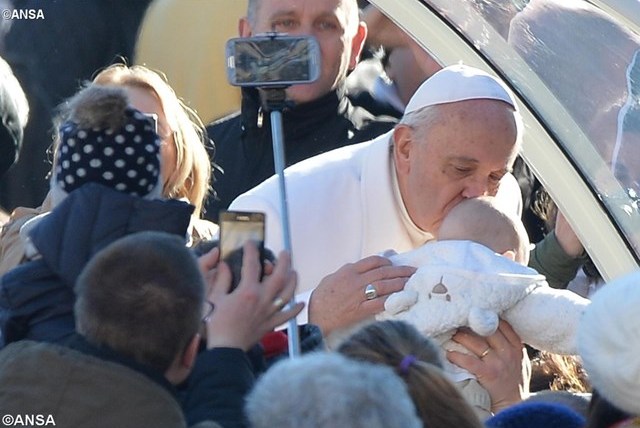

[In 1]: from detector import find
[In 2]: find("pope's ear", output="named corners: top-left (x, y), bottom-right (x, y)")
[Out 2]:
top-left (393, 125), bottom-right (413, 175)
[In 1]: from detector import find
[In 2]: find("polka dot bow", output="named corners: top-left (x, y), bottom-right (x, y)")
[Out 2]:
top-left (55, 107), bottom-right (162, 198)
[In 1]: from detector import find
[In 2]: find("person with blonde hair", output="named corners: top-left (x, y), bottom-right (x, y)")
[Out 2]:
top-left (0, 63), bottom-right (216, 275)
top-left (92, 63), bottom-right (212, 219)
top-left (0, 84), bottom-right (201, 346)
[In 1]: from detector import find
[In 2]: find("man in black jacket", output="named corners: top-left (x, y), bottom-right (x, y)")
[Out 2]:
top-left (205, 0), bottom-right (396, 221)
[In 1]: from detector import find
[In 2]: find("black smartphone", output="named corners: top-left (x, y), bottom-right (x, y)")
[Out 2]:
top-left (225, 34), bottom-right (321, 87)
top-left (219, 210), bottom-right (266, 291)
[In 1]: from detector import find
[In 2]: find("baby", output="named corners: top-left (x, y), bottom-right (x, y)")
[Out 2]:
top-left (379, 196), bottom-right (589, 419)
top-left (438, 195), bottom-right (530, 264)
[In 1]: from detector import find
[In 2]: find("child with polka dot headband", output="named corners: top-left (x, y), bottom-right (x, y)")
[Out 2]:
top-left (0, 83), bottom-right (197, 346)
top-left (49, 84), bottom-right (163, 205)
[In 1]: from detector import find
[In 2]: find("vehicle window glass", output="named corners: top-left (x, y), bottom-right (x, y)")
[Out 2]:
top-left (419, 0), bottom-right (640, 256)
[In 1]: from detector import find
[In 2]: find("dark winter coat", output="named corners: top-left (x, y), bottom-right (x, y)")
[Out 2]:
top-left (0, 183), bottom-right (193, 347)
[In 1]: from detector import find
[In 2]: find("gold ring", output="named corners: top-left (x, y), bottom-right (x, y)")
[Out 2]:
top-left (273, 297), bottom-right (285, 310)
top-left (480, 348), bottom-right (491, 358)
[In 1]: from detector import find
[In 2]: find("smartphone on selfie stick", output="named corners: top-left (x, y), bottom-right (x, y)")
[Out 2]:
top-left (225, 33), bottom-right (321, 357)
top-left (226, 34), bottom-right (320, 87)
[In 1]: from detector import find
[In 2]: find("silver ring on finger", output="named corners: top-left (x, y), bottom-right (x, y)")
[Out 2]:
top-left (273, 296), bottom-right (285, 310)
top-left (364, 284), bottom-right (378, 300)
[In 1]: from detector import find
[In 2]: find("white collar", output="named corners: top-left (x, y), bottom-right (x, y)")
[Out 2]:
top-left (390, 155), bottom-right (434, 247)
top-left (359, 131), bottom-right (433, 255)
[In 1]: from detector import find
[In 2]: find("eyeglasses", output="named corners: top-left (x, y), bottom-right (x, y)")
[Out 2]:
top-left (202, 300), bottom-right (215, 323)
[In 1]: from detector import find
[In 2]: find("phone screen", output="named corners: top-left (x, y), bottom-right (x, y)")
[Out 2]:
top-left (226, 34), bottom-right (320, 87)
top-left (219, 211), bottom-right (266, 291)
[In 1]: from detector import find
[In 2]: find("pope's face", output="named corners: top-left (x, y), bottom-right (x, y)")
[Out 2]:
top-left (394, 99), bottom-right (520, 234)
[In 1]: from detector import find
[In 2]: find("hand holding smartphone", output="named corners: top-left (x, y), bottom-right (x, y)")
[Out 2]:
top-left (219, 210), bottom-right (266, 292)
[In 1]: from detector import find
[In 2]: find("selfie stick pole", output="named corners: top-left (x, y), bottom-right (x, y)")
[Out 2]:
top-left (260, 87), bottom-right (301, 357)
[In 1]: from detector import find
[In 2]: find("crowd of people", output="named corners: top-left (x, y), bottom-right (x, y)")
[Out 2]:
top-left (0, 0), bottom-right (638, 427)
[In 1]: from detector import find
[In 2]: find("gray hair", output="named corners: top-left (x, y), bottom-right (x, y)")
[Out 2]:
top-left (399, 104), bottom-right (443, 139)
top-left (399, 102), bottom-right (524, 150)
top-left (246, 352), bottom-right (422, 428)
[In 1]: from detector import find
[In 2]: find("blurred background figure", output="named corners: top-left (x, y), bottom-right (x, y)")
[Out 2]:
top-left (135, 0), bottom-right (246, 124)
top-left (578, 270), bottom-right (640, 428)
top-left (484, 401), bottom-right (585, 428)
top-left (509, 0), bottom-right (640, 168)
top-left (0, 53), bottom-right (27, 225)
top-left (0, 0), bottom-right (153, 211)
top-left (0, 54), bottom-right (28, 180)
top-left (347, 4), bottom-right (441, 118)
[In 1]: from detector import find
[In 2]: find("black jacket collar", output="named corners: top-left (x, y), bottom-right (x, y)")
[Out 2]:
top-left (240, 84), bottom-right (352, 142)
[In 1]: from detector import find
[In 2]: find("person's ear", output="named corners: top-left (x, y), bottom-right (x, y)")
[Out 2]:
top-left (393, 125), bottom-right (413, 175)
top-left (164, 333), bottom-right (201, 385)
top-left (181, 334), bottom-right (201, 371)
top-left (348, 22), bottom-right (368, 70)
top-left (502, 250), bottom-right (516, 261)
top-left (239, 17), bottom-right (252, 37)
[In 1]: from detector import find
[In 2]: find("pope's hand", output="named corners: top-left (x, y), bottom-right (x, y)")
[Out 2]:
top-left (308, 256), bottom-right (415, 336)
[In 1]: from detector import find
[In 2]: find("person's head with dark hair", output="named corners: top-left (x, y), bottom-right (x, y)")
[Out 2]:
top-left (337, 320), bottom-right (483, 428)
top-left (585, 389), bottom-right (633, 428)
top-left (74, 231), bottom-right (203, 383)
top-left (0, 55), bottom-right (29, 178)
top-left (485, 401), bottom-right (585, 428)
top-left (524, 390), bottom-right (590, 420)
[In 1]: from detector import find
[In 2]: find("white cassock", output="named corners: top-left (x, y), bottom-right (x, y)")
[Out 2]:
top-left (230, 130), bottom-right (522, 322)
